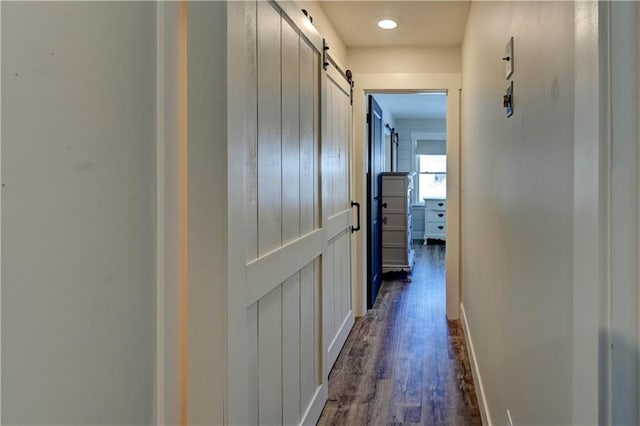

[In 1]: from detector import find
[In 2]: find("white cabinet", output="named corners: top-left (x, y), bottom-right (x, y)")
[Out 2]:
top-left (424, 198), bottom-right (446, 241)
top-left (382, 172), bottom-right (415, 272)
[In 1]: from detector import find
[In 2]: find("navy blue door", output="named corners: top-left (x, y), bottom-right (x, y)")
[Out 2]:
top-left (367, 96), bottom-right (385, 308)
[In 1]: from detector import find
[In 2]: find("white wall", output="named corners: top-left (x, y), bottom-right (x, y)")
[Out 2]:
top-left (187, 2), bottom-right (228, 424)
top-left (2, 2), bottom-right (156, 423)
top-left (461, 1), bottom-right (574, 424)
top-left (2, 3), bottom-right (229, 424)
top-left (158, 3), bottom-right (182, 422)
top-left (395, 118), bottom-right (445, 173)
top-left (349, 47), bottom-right (460, 74)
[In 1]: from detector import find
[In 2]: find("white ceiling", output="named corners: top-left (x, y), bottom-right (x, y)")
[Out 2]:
top-left (317, 1), bottom-right (471, 47)
top-left (373, 92), bottom-right (447, 120)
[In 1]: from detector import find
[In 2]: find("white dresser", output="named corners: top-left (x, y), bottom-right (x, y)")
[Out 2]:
top-left (424, 198), bottom-right (446, 241)
top-left (381, 172), bottom-right (415, 272)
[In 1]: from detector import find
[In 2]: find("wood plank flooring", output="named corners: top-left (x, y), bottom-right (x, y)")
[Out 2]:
top-left (318, 244), bottom-right (481, 425)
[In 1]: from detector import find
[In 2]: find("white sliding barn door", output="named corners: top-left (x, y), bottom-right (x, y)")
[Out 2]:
top-left (227, 2), bottom-right (355, 424)
top-left (322, 66), bottom-right (355, 372)
top-left (227, 2), bottom-right (353, 425)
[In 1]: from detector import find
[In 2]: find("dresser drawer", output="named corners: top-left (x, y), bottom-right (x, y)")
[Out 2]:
top-left (425, 222), bottom-right (446, 235)
top-left (425, 199), bottom-right (446, 210)
top-left (383, 195), bottom-right (408, 212)
top-left (381, 177), bottom-right (407, 195)
top-left (383, 229), bottom-right (407, 246)
top-left (426, 210), bottom-right (446, 222)
top-left (382, 247), bottom-right (406, 263)
top-left (383, 212), bottom-right (407, 228)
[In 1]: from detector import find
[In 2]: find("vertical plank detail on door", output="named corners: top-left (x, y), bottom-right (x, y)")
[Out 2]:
top-left (282, 19), bottom-right (301, 245)
top-left (341, 89), bottom-right (349, 211)
top-left (338, 231), bottom-right (347, 323)
top-left (258, 286), bottom-right (283, 426)
top-left (257, 1), bottom-right (282, 256)
top-left (332, 84), bottom-right (342, 215)
top-left (325, 80), bottom-right (334, 217)
top-left (313, 54), bottom-right (321, 230)
top-left (282, 272), bottom-right (302, 425)
top-left (245, 2), bottom-right (258, 263)
top-left (300, 261), bottom-right (316, 413)
top-left (232, 2), bottom-right (327, 425)
top-left (314, 257), bottom-right (322, 387)
top-left (299, 39), bottom-right (315, 236)
top-left (247, 303), bottom-right (259, 425)
top-left (325, 237), bottom-right (336, 339)
top-left (333, 233), bottom-right (342, 335)
top-left (345, 231), bottom-right (353, 316)
top-left (343, 230), bottom-right (352, 318)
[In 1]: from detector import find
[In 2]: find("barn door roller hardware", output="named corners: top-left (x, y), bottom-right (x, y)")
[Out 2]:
top-left (346, 69), bottom-right (354, 105)
top-left (301, 8), bottom-right (313, 24)
top-left (322, 40), bottom-right (355, 104)
top-left (323, 39), bottom-right (330, 70)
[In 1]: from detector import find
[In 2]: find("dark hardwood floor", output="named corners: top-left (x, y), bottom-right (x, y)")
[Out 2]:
top-left (318, 243), bottom-right (481, 425)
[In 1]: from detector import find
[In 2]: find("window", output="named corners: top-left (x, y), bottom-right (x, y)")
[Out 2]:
top-left (418, 155), bottom-right (446, 201)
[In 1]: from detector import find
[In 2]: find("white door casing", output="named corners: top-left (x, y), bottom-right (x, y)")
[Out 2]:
top-left (351, 74), bottom-right (462, 319)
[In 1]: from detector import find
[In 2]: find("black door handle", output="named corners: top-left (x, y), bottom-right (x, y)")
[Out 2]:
top-left (351, 201), bottom-right (361, 233)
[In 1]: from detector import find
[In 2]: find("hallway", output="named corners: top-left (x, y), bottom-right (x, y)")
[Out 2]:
top-left (318, 245), bottom-right (481, 425)
top-left (3, 1), bottom-right (639, 424)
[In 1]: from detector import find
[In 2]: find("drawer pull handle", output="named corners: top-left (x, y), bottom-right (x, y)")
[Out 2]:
top-left (383, 216), bottom-right (388, 225)
top-left (438, 226), bottom-right (444, 230)
top-left (438, 203), bottom-right (444, 207)
top-left (382, 202), bottom-right (388, 208)
top-left (438, 213), bottom-right (444, 218)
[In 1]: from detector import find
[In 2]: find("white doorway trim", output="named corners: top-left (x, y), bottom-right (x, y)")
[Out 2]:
top-left (608, 1), bottom-right (640, 423)
top-left (572, 2), bottom-right (610, 422)
top-left (351, 73), bottom-right (462, 319)
top-left (572, 1), bottom-right (640, 423)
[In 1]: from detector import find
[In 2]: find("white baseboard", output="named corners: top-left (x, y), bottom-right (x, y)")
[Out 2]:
top-left (301, 383), bottom-right (328, 426)
top-left (460, 303), bottom-right (492, 426)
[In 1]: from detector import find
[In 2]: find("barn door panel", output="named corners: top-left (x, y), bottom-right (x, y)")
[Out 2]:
top-left (228, 2), bottom-right (354, 424)
top-left (323, 65), bottom-right (355, 372)
top-left (233, 2), bottom-right (326, 425)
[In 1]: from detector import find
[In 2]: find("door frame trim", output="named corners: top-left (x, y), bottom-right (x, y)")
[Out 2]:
top-left (572, 2), bottom-right (610, 423)
top-left (352, 73), bottom-right (462, 318)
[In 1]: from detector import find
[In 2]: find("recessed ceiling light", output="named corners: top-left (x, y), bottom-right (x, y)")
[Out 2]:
top-left (377, 19), bottom-right (397, 30)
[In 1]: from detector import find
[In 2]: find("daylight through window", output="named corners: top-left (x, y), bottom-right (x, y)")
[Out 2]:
top-left (418, 155), bottom-right (446, 201)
